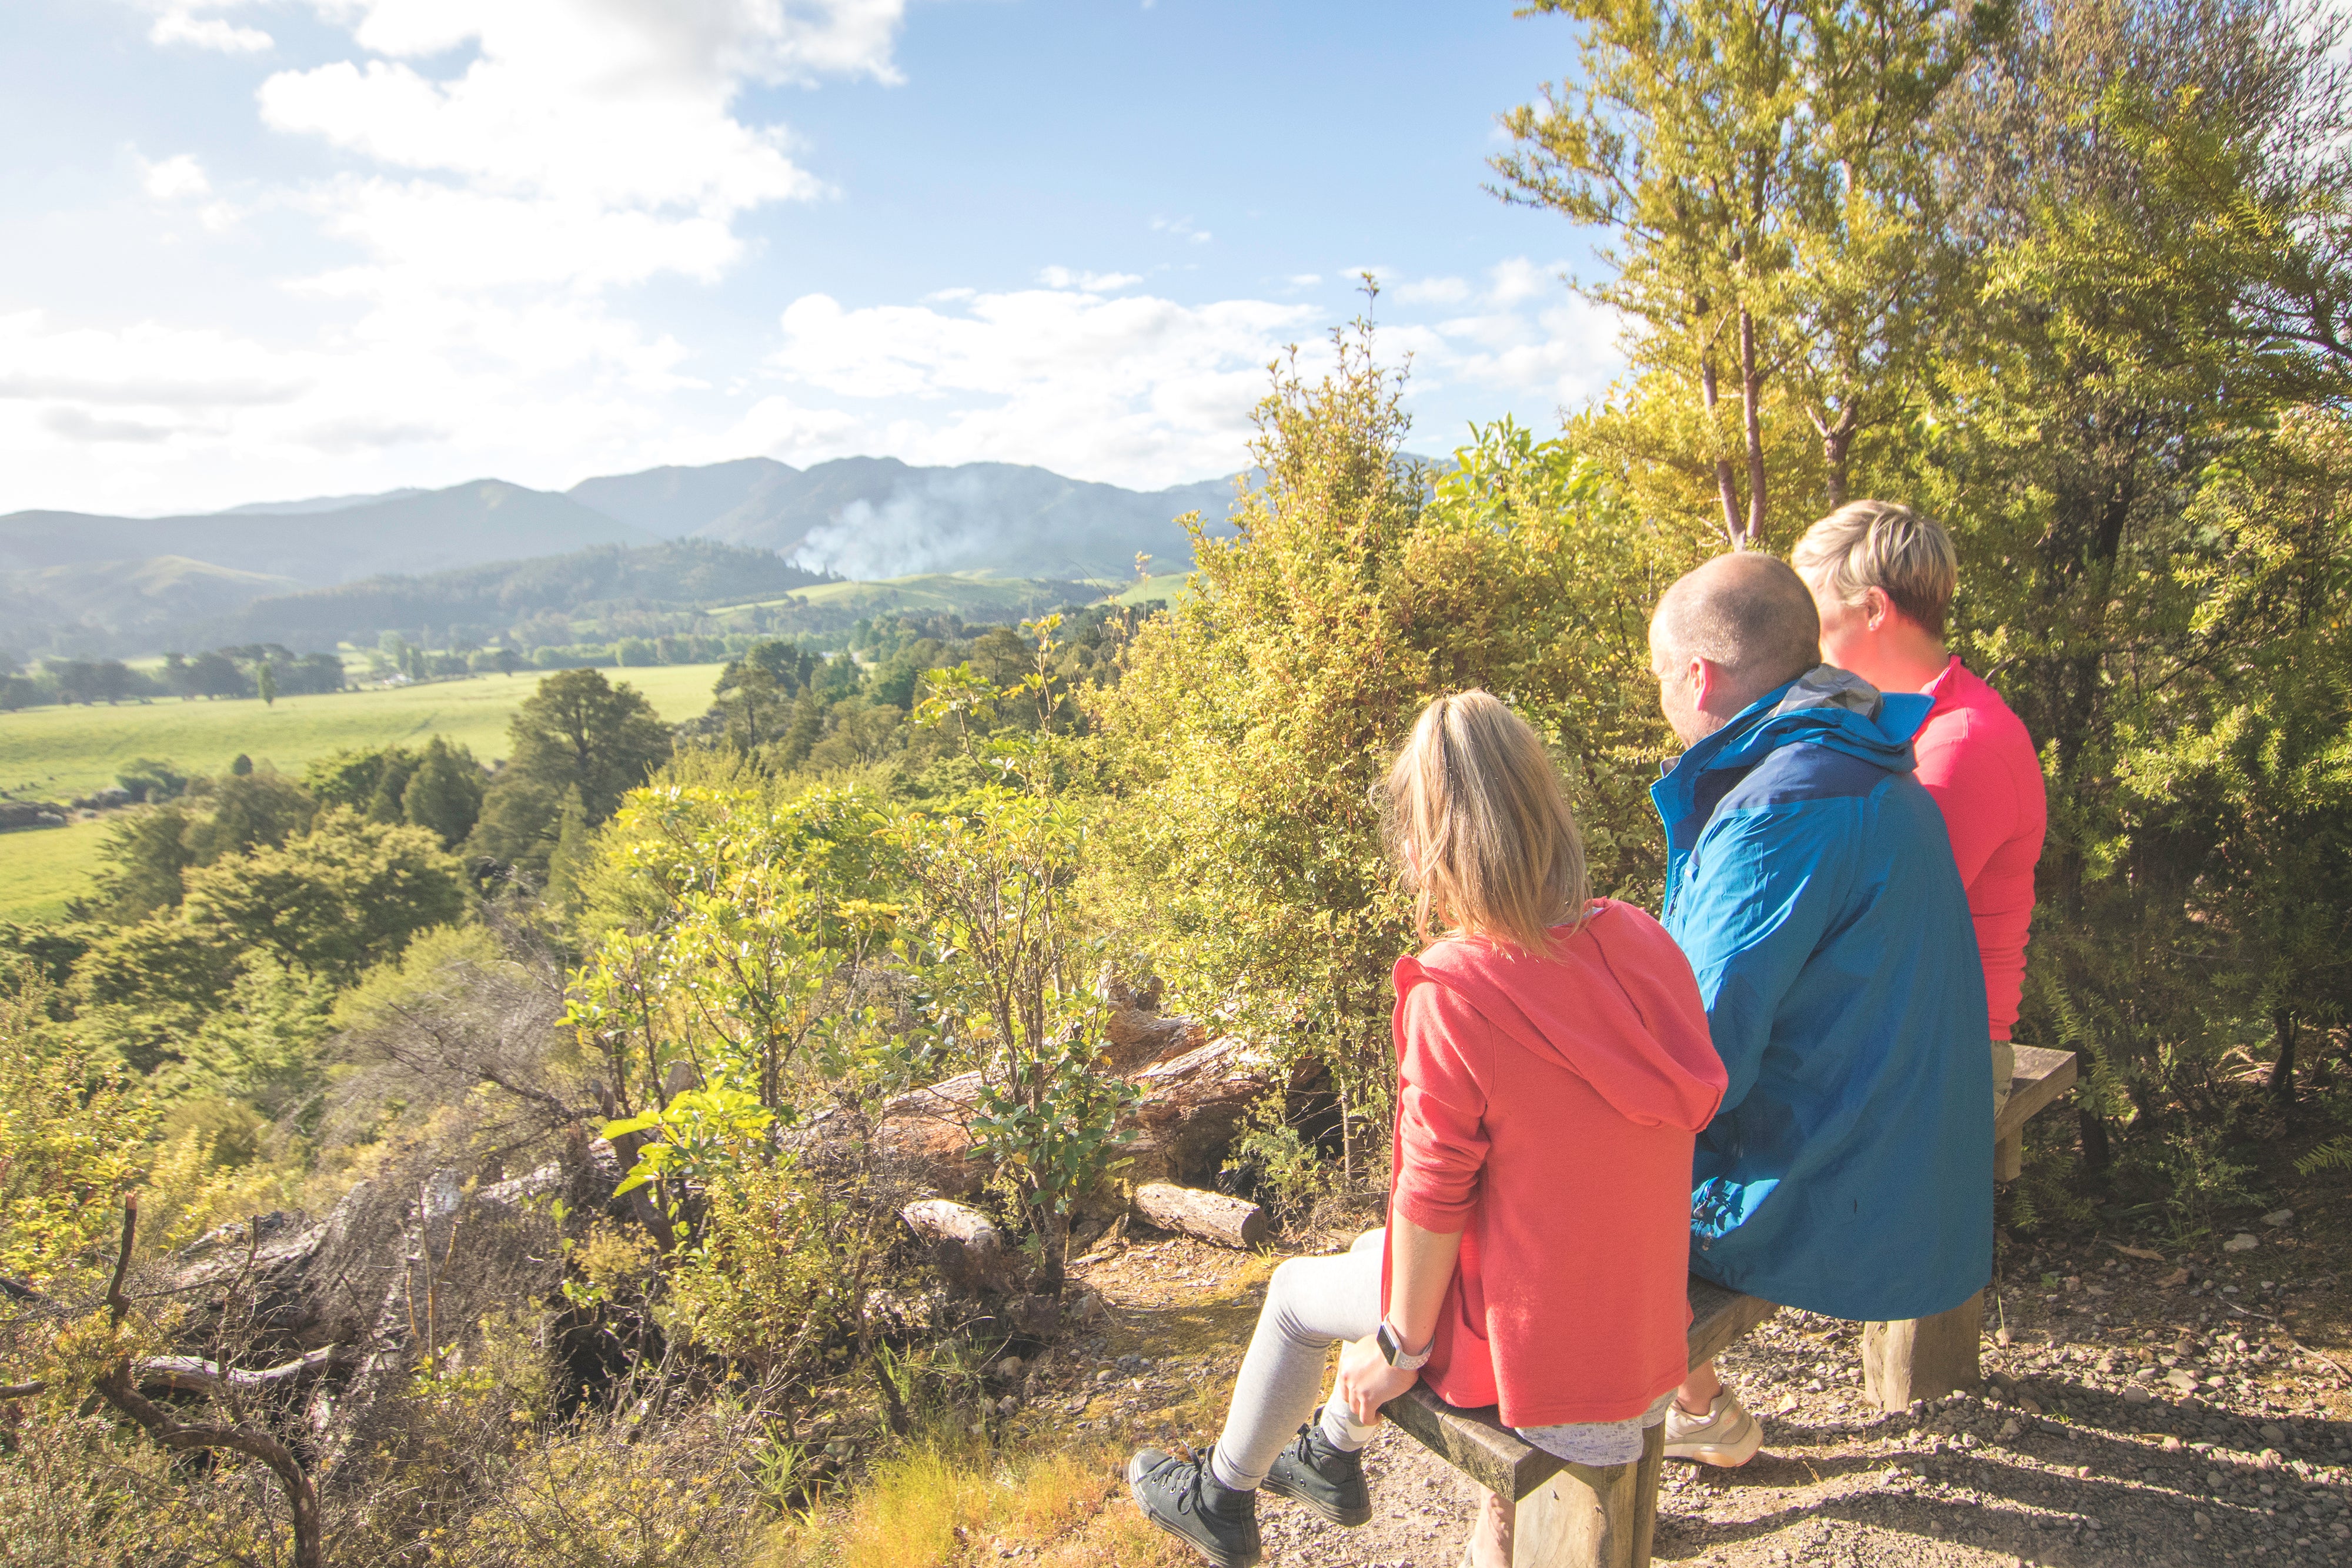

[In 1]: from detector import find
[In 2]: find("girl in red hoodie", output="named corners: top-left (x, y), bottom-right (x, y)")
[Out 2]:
top-left (1130, 690), bottom-right (1726, 1568)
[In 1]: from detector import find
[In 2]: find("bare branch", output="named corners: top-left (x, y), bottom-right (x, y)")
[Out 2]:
top-left (88, 1197), bottom-right (326, 1568)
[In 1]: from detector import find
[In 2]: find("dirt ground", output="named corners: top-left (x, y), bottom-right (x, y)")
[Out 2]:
top-left (998, 1202), bottom-right (2351, 1568)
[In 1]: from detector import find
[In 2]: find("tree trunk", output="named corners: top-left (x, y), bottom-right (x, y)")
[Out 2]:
top-left (1700, 346), bottom-right (1743, 547)
top-left (1819, 404), bottom-right (1858, 509)
top-left (1134, 1183), bottom-right (1268, 1250)
top-left (2271, 1008), bottom-right (2298, 1105)
top-left (1739, 307), bottom-right (1767, 547)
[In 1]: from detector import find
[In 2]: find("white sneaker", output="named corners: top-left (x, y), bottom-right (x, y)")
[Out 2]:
top-left (1663, 1390), bottom-right (1763, 1466)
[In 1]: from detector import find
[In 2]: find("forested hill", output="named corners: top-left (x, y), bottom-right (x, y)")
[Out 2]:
top-left (1, 456), bottom-right (1238, 659)
top-left (0, 479), bottom-right (654, 583)
top-left (570, 454), bottom-right (1235, 581)
top-left (178, 540), bottom-right (833, 652)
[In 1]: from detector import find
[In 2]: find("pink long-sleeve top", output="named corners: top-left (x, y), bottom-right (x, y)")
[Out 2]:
top-left (1384, 899), bottom-right (1727, 1428)
top-left (1912, 657), bottom-right (2047, 1042)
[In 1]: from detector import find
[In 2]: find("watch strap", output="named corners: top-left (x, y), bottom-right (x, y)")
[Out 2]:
top-left (1377, 1319), bottom-right (1434, 1371)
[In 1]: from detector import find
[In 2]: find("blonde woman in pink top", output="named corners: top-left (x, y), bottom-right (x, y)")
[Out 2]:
top-left (1793, 502), bottom-right (2049, 1108)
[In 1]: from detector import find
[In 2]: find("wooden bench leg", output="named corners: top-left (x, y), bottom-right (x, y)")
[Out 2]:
top-left (1994, 1130), bottom-right (2023, 1183)
top-left (1863, 1289), bottom-right (1983, 1410)
top-left (1509, 1421), bottom-right (1662, 1568)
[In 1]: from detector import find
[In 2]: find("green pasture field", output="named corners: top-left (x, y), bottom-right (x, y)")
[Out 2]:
top-left (1111, 571), bottom-right (1193, 606)
top-left (708, 571), bottom-right (1120, 622)
top-left (0, 816), bottom-right (108, 925)
top-left (0, 664), bottom-right (728, 924)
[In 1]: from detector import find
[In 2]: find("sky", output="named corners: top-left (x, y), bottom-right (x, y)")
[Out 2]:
top-left (0, 0), bottom-right (1623, 516)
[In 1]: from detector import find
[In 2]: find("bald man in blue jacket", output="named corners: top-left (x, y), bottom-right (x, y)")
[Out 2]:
top-left (1645, 551), bottom-right (1992, 1469)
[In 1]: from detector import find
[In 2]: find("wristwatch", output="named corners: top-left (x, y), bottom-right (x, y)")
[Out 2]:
top-left (1375, 1319), bottom-right (1434, 1371)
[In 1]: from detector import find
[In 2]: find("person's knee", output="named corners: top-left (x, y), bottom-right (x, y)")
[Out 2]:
top-left (1264, 1257), bottom-right (1312, 1322)
top-left (1349, 1227), bottom-right (1386, 1256)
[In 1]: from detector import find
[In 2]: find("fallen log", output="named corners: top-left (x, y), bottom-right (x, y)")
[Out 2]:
top-left (138, 1346), bottom-right (348, 1397)
top-left (1124, 1037), bottom-right (1281, 1185)
top-left (901, 1198), bottom-right (1020, 1294)
top-left (1096, 967), bottom-right (1208, 1074)
top-left (872, 1072), bottom-right (989, 1194)
top-left (862, 1034), bottom-right (1279, 1196)
top-left (1133, 1182), bottom-right (1268, 1250)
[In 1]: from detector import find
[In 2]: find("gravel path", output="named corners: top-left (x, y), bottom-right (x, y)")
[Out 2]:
top-left (1036, 1218), bottom-right (2351, 1568)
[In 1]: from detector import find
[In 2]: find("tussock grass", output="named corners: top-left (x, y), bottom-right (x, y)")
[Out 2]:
top-left (766, 1432), bottom-right (1186, 1568)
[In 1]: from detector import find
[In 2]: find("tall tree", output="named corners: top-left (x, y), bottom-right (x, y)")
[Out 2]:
top-left (469, 669), bottom-right (672, 872)
top-left (1493, 0), bottom-right (1992, 539)
top-left (399, 737), bottom-right (487, 851)
top-left (1917, 0), bottom-right (2352, 1168)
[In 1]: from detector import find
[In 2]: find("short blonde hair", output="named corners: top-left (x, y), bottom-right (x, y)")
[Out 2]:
top-left (1791, 500), bottom-right (1959, 637)
top-left (1382, 690), bottom-right (1591, 957)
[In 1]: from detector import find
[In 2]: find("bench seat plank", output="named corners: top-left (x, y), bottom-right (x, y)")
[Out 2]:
top-left (1997, 1045), bottom-right (2075, 1142)
top-left (1382, 1275), bottom-right (1778, 1502)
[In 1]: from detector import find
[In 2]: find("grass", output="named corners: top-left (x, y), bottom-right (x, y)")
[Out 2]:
top-left (1110, 572), bottom-right (1194, 607)
top-left (0, 665), bottom-right (728, 923)
top-left (709, 573), bottom-right (1120, 622)
top-left (766, 1432), bottom-right (1185, 1568)
top-left (0, 817), bottom-right (108, 924)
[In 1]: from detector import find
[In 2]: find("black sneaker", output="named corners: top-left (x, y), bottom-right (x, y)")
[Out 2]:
top-left (1126, 1444), bottom-right (1262, 1568)
top-left (1261, 1422), bottom-right (1372, 1526)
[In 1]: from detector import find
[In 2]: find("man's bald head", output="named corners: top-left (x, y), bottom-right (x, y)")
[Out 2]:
top-left (1651, 552), bottom-right (1823, 723)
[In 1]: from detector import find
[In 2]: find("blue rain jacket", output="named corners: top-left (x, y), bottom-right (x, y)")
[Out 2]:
top-left (1652, 667), bottom-right (1992, 1322)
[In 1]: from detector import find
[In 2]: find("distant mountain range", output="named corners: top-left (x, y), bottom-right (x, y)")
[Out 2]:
top-left (0, 457), bottom-right (1241, 658)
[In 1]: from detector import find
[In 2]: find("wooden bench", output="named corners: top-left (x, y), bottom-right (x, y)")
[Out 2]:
top-left (1381, 1045), bottom-right (2075, 1568)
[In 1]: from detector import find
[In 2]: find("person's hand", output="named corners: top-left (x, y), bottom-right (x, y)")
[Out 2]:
top-left (1335, 1333), bottom-right (1419, 1426)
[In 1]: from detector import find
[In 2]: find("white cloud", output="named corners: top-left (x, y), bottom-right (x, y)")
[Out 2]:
top-left (1392, 275), bottom-right (1471, 305)
top-left (1, 1), bottom-right (913, 507)
top-left (141, 152), bottom-right (212, 199)
top-left (764, 286), bottom-right (1316, 486)
top-left (12, 9), bottom-right (1619, 514)
top-left (150, 10), bottom-right (273, 52)
top-left (1151, 215), bottom-right (1211, 245)
top-left (1487, 256), bottom-right (1558, 306)
top-left (1035, 266), bottom-right (1144, 292)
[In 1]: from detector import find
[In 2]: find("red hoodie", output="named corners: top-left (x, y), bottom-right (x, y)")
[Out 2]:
top-left (1384, 898), bottom-right (1726, 1427)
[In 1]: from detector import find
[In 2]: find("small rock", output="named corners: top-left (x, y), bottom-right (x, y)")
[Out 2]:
top-left (2260, 1423), bottom-right (2286, 1445)
top-left (2163, 1436), bottom-right (2184, 1452)
top-left (2261, 1209), bottom-right (2294, 1228)
top-left (2123, 1386), bottom-right (2151, 1405)
top-left (2166, 1370), bottom-right (2200, 1395)
top-left (2224, 1233), bottom-right (2260, 1252)
top-left (1999, 1417), bottom-right (2022, 1439)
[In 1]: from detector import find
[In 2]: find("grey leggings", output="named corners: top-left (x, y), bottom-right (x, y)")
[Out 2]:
top-left (1207, 1229), bottom-right (1670, 1492)
top-left (1209, 1229), bottom-right (1386, 1491)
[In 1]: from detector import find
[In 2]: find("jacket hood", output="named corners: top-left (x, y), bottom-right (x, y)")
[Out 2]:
top-left (1705, 664), bottom-right (1930, 775)
top-left (1405, 902), bottom-right (1725, 1131)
